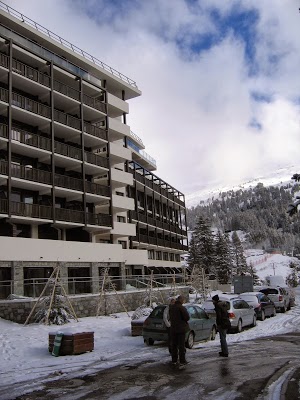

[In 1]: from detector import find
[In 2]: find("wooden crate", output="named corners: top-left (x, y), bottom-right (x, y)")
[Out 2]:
top-left (49, 331), bottom-right (94, 355)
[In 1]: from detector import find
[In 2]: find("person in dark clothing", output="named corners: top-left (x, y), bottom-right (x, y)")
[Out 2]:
top-left (169, 295), bottom-right (190, 367)
top-left (212, 294), bottom-right (231, 357)
top-left (163, 297), bottom-right (176, 354)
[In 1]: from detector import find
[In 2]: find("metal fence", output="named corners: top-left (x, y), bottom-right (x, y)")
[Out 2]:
top-left (0, 274), bottom-right (188, 299)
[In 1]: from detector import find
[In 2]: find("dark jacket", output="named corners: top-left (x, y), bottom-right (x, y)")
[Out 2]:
top-left (214, 300), bottom-right (231, 330)
top-left (169, 300), bottom-right (190, 334)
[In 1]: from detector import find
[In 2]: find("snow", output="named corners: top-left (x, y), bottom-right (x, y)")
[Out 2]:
top-left (0, 250), bottom-right (300, 399)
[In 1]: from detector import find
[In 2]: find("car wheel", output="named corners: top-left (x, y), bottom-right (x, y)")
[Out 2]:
top-left (236, 319), bottom-right (242, 333)
top-left (185, 331), bottom-right (194, 349)
top-left (252, 315), bottom-right (257, 327)
top-left (210, 326), bottom-right (217, 341)
top-left (281, 305), bottom-right (286, 313)
top-left (260, 310), bottom-right (265, 321)
top-left (144, 338), bottom-right (154, 346)
top-left (287, 302), bottom-right (291, 311)
top-left (271, 307), bottom-right (276, 317)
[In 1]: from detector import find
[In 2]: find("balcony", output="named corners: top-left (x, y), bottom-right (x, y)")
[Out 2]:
top-left (12, 92), bottom-right (51, 119)
top-left (83, 122), bottom-right (107, 146)
top-left (108, 117), bottom-right (130, 141)
top-left (53, 80), bottom-right (80, 101)
top-left (106, 92), bottom-right (129, 117)
top-left (54, 109), bottom-right (81, 131)
top-left (111, 221), bottom-right (136, 236)
top-left (86, 212), bottom-right (111, 227)
top-left (112, 194), bottom-right (135, 212)
top-left (12, 58), bottom-right (50, 88)
top-left (83, 94), bottom-right (106, 113)
top-left (10, 163), bottom-right (52, 187)
top-left (0, 87), bottom-right (9, 103)
top-left (111, 168), bottom-right (133, 188)
top-left (0, 123), bottom-right (8, 139)
top-left (109, 142), bottom-right (132, 165)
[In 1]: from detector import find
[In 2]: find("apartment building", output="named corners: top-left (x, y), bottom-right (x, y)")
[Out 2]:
top-left (0, 2), bottom-right (188, 299)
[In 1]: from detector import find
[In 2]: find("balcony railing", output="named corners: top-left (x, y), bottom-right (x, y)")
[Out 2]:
top-left (53, 80), bottom-right (80, 101)
top-left (0, 87), bottom-right (9, 103)
top-left (12, 59), bottom-right (50, 87)
top-left (0, 198), bottom-right (8, 213)
top-left (11, 163), bottom-right (52, 185)
top-left (83, 94), bottom-right (106, 113)
top-left (86, 212), bottom-right (111, 226)
top-left (54, 141), bottom-right (81, 160)
top-left (55, 207), bottom-right (84, 223)
top-left (84, 151), bottom-right (108, 168)
top-left (12, 92), bottom-right (51, 118)
top-left (11, 201), bottom-right (52, 219)
top-left (54, 109), bottom-right (81, 130)
top-left (83, 122), bottom-right (107, 141)
top-left (0, 123), bottom-right (8, 139)
top-left (0, 51), bottom-right (8, 69)
top-left (54, 173), bottom-right (83, 191)
top-left (11, 126), bottom-right (51, 151)
top-left (85, 181), bottom-right (110, 197)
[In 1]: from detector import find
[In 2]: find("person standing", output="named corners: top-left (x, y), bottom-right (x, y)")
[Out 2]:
top-left (169, 295), bottom-right (190, 367)
top-left (163, 297), bottom-right (175, 354)
top-left (212, 294), bottom-right (231, 357)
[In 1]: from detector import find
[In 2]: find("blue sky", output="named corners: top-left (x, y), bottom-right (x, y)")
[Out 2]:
top-left (5, 0), bottom-right (300, 196)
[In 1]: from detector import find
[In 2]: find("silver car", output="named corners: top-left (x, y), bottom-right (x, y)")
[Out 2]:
top-left (202, 295), bottom-right (257, 333)
top-left (259, 286), bottom-right (291, 313)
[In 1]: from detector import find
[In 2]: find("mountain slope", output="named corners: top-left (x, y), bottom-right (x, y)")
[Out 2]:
top-left (186, 165), bottom-right (300, 208)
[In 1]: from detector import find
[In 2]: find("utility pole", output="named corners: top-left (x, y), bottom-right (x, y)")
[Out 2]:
top-left (272, 263), bottom-right (276, 276)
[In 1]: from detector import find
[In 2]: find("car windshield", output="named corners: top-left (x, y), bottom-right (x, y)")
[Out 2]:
top-left (260, 289), bottom-right (279, 295)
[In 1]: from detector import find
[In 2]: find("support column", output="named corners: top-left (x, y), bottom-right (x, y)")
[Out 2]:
top-left (12, 262), bottom-right (24, 296)
top-left (91, 262), bottom-right (100, 294)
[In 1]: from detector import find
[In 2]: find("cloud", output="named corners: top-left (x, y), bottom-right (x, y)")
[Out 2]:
top-left (4, 0), bottom-right (300, 197)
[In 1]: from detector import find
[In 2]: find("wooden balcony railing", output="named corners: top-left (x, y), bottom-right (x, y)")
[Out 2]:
top-left (54, 173), bottom-right (83, 191)
top-left (54, 141), bottom-right (82, 160)
top-left (0, 87), bottom-right (9, 103)
top-left (85, 181), bottom-right (110, 197)
top-left (86, 212), bottom-right (111, 226)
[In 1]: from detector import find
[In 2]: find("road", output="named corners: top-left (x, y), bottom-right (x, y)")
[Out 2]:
top-left (15, 331), bottom-right (300, 400)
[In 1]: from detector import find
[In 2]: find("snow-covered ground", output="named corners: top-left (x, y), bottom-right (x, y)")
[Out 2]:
top-left (0, 250), bottom-right (299, 399)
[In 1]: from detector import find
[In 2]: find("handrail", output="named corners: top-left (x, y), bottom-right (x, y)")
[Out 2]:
top-left (0, 1), bottom-right (138, 88)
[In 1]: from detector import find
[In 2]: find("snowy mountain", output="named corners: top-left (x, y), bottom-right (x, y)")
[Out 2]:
top-left (186, 165), bottom-right (300, 208)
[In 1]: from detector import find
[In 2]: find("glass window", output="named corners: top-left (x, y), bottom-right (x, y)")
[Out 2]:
top-left (186, 306), bottom-right (199, 319)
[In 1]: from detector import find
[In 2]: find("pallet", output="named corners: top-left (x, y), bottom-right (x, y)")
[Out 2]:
top-left (48, 331), bottom-right (94, 356)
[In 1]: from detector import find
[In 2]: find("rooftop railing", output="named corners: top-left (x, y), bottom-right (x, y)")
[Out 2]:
top-left (0, 1), bottom-right (138, 88)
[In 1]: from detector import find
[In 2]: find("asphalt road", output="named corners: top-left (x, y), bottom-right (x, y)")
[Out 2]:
top-left (15, 332), bottom-right (300, 400)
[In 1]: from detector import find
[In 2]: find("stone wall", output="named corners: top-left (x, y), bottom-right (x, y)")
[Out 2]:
top-left (0, 287), bottom-right (190, 324)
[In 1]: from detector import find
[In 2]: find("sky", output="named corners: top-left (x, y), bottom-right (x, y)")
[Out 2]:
top-left (0, 251), bottom-right (299, 399)
top-left (2, 0), bottom-right (300, 196)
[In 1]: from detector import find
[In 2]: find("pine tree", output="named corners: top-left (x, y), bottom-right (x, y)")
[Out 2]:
top-left (188, 216), bottom-right (215, 277)
top-left (214, 231), bottom-right (232, 284)
top-left (286, 261), bottom-right (299, 287)
top-left (231, 231), bottom-right (248, 275)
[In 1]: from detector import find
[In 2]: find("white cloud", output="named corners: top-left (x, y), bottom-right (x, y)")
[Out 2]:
top-left (4, 0), bottom-right (300, 196)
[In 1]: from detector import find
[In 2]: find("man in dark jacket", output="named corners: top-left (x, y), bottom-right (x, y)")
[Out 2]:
top-left (212, 294), bottom-right (231, 357)
top-left (169, 295), bottom-right (190, 366)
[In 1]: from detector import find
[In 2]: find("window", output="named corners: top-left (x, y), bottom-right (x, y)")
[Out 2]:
top-left (117, 216), bottom-right (126, 223)
top-left (118, 240), bottom-right (127, 249)
top-left (175, 254), bottom-right (180, 262)
top-left (116, 191), bottom-right (124, 196)
top-left (156, 251), bottom-right (162, 260)
top-left (163, 252), bottom-right (169, 261)
top-left (169, 253), bottom-right (175, 261)
top-left (148, 249), bottom-right (155, 260)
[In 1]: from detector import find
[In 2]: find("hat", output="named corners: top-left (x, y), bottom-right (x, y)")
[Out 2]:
top-left (212, 294), bottom-right (219, 302)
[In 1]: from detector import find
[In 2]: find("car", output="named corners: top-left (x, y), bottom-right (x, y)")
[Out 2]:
top-left (239, 292), bottom-right (276, 320)
top-left (142, 303), bottom-right (217, 349)
top-left (259, 286), bottom-right (291, 313)
top-left (202, 295), bottom-right (257, 333)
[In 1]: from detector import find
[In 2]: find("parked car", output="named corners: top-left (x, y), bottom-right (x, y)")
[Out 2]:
top-left (259, 286), bottom-right (291, 313)
top-left (142, 303), bottom-right (217, 349)
top-left (202, 295), bottom-right (257, 333)
top-left (239, 292), bottom-right (276, 320)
